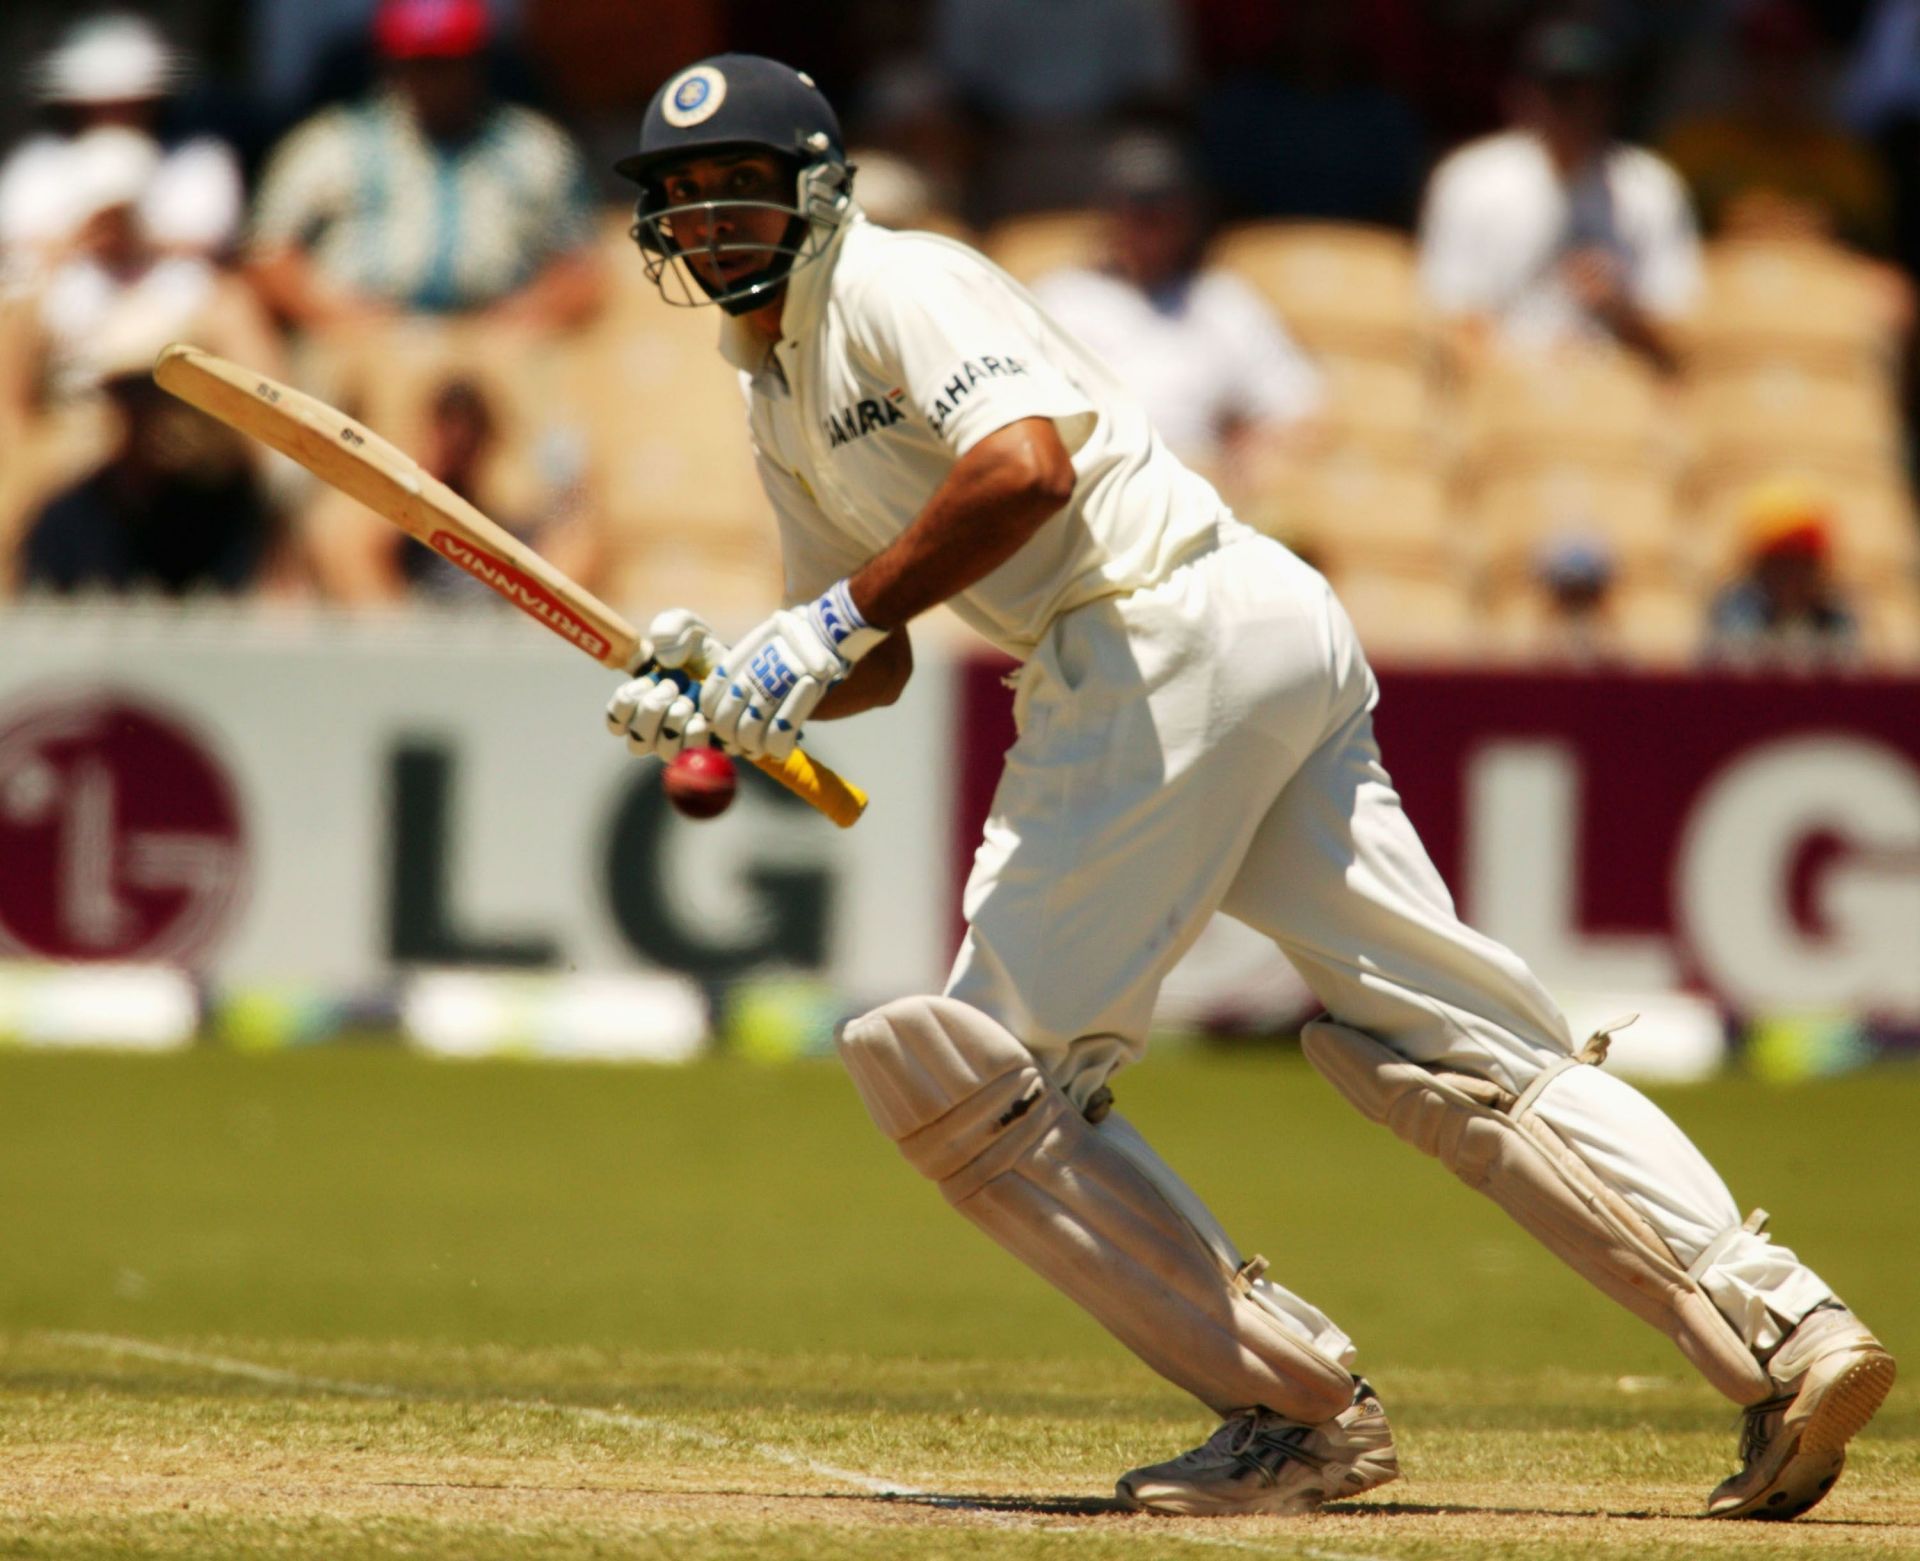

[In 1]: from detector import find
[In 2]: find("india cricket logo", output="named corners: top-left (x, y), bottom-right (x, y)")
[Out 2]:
top-left (663, 65), bottom-right (727, 127)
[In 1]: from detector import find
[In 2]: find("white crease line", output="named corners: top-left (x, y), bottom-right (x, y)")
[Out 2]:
top-left (45, 1332), bottom-right (1390, 1558)
top-left (47, 1331), bottom-right (916, 1497)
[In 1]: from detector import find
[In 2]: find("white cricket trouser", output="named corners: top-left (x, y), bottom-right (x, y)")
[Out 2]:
top-left (945, 526), bottom-right (1832, 1369)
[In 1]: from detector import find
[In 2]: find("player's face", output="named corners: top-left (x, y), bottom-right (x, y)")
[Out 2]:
top-left (655, 153), bottom-right (794, 291)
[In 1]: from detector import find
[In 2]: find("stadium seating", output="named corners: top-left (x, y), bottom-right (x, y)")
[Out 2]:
top-left (1692, 237), bottom-right (1906, 374)
top-left (10, 202), bottom-right (1910, 667)
top-left (1320, 555), bottom-right (1481, 659)
top-left (1686, 357), bottom-right (1904, 477)
top-left (1311, 353), bottom-right (1439, 460)
top-left (1481, 568), bottom-right (1699, 667)
top-left (1454, 348), bottom-right (1675, 474)
top-left (981, 210), bottom-right (1105, 286)
top-left (1248, 449), bottom-right (1453, 572)
top-left (1210, 221), bottom-right (1425, 361)
top-left (1862, 579), bottom-right (1920, 661)
top-left (1467, 458), bottom-right (1683, 578)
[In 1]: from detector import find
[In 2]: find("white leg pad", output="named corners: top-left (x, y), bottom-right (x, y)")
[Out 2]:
top-left (1095, 1111), bottom-right (1359, 1371)
top-left (840, 995), bottom-right (1355, 1422)
top-left (1301, 1018), bottom-right (1774, 1405)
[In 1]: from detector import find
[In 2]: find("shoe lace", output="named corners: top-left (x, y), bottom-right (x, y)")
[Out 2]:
top-left (1736, 1394), bottom-right (1793, 1467)
top-left (1225, 1413), bottom-right (1330, 1480)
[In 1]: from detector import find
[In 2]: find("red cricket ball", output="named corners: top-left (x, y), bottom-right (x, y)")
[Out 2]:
top-left (662, 747), bottom-right (737, 820)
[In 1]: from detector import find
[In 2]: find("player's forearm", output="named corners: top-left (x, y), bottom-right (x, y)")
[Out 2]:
top-left (486, 250), bottom-right (606, 331)
top-left (245, 248), bottom-right (385, 330)
top-left (846, 417), bottom-right (1074, 630)
top-left (813, 627), bottom-right (912, 719)
top-left (1599, 299), bottom-right (1684, 376)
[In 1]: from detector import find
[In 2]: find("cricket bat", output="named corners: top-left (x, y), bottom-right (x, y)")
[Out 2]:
top-left (152, 342), bottom-right (866, 828)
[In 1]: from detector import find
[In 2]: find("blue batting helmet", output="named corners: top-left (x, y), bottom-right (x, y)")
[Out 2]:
top-left (616, 55), bottom-right (853, 315)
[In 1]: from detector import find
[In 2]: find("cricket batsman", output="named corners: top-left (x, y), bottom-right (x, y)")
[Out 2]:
top-left (602, 55), bottom-right (1894, 1518)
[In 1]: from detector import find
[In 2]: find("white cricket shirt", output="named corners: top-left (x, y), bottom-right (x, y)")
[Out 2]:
top-left (1417, 129), bottom-right (1702, 350)
top-left (720, 212), bottom-right (1234, 659)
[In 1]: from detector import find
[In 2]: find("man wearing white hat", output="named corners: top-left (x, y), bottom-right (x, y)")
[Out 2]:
top-left (0, 15), bottom-right (244, 281)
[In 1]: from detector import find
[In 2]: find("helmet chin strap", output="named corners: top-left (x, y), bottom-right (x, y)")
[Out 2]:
top-left (712, 268), bottom-right (788, 316)
top-left (703, 212), bottom-right (811, 315)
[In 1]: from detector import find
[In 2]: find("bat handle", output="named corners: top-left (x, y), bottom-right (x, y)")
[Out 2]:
top-left (640, 662), bottom-right (869, 829)
top-left (754, 750), bottom-right (869, 829)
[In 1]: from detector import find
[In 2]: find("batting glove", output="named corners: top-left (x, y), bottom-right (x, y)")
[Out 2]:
top-left (699, 580), bottom-right (885, 761)
top-left (645, 607), bottom-right (729, 675)
top-left (606, 668), bottom-right (713, 760)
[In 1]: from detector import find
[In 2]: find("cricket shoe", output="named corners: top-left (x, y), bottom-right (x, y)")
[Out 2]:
top-left (1116, 1378), bottom-right (1399, 1516)
top-left (1708, 1302), bottom-right (1896, 1521)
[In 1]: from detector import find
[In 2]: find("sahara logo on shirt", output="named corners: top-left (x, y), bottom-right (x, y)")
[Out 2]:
top-left (824, 386), bottom-right (909, 449)
top-left (926, 356), bottom-right (1029, 437)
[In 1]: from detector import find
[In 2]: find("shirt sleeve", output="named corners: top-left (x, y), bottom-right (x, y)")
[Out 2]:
top-left (1627, 154), bottom-right (1704, 320)
top-left (850, 250), bottom-right (1098, 457)
top-left (506, 112), bottom-right (599, 260)
top-left (139, 139), bottom-right (244, 254)
top-left (1417, 152), bottom-right (1499, 316)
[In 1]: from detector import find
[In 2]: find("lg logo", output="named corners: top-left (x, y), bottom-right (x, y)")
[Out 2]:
top-left (0, 694), bottom-right (248, 964)
top-left (1467, 736), bottom-right (1920, 1014)
top-left (385, 742), bottom-right (832, 981)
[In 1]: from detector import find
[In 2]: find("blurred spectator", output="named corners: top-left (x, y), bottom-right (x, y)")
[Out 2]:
top-left (847, 58), bottom-right (972, 225)
top-left (1029, 133), bottom-right (1324, 482)
top-left (1418, 20), bottom-right (1702, 374)
top-left (0, 126), bottom-right (282, 436)
top-left (846, 148), bottom-right (966, 235)
top-left (935, 0), bottom-right (1187, 121)
top-left (247, 0), bottom-right (603, 333)
top-left (1841, 0), bottom-right (1920, 136)
top-left (0, 14), bottom-right (245, 282)
top-left (933, 0), bottom-right (1190, 218)
top-left (1842, 0), bottom-right (1920, 281)
top-left (1529, 532), bottom-right (1623, 664)
top-left (17, 350), bottom-right (273, 596)
top-left (1662, 0), bottom-right (1890, 250)
top-left (1193, 0), bottom-right (1427, 226)
top-left (1704, 477), bottom-right (1861, 665)
top-left (302, 374), bottom-right (601, 603)
top-left (250, 0), bottom-right (533, 128)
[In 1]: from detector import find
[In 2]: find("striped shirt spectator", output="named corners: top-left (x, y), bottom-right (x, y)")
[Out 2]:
top-left (247, 0), bottom-right (602, 331)
top-left (251, 90), bottom-right (596, 314)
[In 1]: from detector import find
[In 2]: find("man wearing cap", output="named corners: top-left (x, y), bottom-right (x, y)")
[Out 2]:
top-left (0, 15), bottom-right (244, 281)
top-left (0, 124), bottom-right (282, 563)
top-left (600, 53), bottom-right (1893, 1522)
top-left (1417, 20), bottom-right (1702, 372)
top-left (1706, 479), bottom-right (1862, 664)
top-left (247, 0), bottom-right (602, 331)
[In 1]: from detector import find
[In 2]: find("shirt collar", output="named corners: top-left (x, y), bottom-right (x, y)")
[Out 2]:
top-left (714, 206), bottom-right (863, 374)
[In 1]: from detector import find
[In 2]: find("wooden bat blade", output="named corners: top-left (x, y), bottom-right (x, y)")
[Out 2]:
top-left (152, 342), bottom-right (869, 828)
top-left (153, 342), bottom-right (640, 669)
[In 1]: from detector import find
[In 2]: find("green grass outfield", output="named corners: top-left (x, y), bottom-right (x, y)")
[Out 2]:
top-left (1, 1044), bottom-right (1915, 1558)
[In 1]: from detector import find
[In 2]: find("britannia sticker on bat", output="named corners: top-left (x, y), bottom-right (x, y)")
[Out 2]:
top-left (429, 531), bottom-right (612, 659)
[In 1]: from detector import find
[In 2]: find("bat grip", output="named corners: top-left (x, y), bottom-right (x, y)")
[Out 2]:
top-left (754, 751), bottom-right (869, 829)
top-left (651, 667), bottom-right (869, 829)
